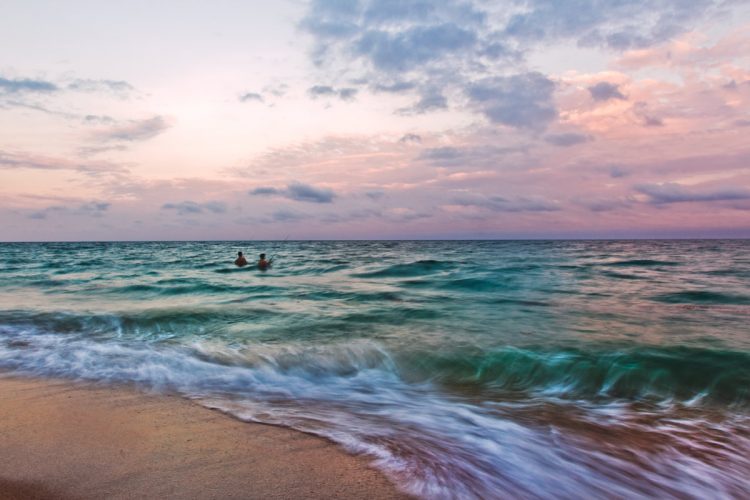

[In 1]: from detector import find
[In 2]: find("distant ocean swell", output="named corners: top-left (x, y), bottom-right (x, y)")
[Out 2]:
top-left (2, 314), bottom-right (749, 407)
top-left (1, 240), bottom-right (749, 498)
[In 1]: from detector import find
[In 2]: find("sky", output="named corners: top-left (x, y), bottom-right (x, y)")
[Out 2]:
top-left (1, 0), bottom-right (750, 241)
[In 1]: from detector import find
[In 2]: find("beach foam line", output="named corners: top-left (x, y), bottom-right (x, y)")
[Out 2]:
top-left (3, 328), bottom-right (748, 497)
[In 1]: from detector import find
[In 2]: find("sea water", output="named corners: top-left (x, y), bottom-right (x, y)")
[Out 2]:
top-left (0, 240), bottom-right (748, 498)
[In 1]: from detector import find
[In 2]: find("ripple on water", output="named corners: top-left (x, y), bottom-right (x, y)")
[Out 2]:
top-left (652, 290), bottom-right (750, 305)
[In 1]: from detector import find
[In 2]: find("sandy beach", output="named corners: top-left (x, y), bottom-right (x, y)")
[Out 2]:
top-left (0, 376), bottom-right (405, 500)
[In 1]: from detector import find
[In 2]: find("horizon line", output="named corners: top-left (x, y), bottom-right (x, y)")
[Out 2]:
top-left (2, 237), bottom-right (749, 244)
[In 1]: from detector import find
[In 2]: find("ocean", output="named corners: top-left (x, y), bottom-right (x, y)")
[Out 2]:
top-left (0, 240), bottom-right (748, 498)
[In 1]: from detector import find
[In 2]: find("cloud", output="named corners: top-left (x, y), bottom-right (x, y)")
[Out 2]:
top-left (28, 206), bottom-right (64, 220)
top-left (0, 76), bottom-right (58, 94)
top-left (308, 85), bottom-right (336, 96)
top-left (67, 79), bottom-right (134, 97)
top-left (79, 201), bottom-right (110, 211)
top-left (588, 82), bottom-right (626, 101)
top-left (0, 99), bottom-right (77, 119)
top-left (609, 165), bottom-right (630, 178)
top-left (466, 73), bottom-right (557, 130)
top-left (203, 201), bottom-right (227, 213)
top-left (633, 102), bottom-right (663, 127)
top-left (161, 200), bottom-right (227, 215)
top-left (299, 0), bottom-right (362, 39)
top-left (353, 23), bottom-right (477, 72)
top-left (28, 212), bottom-right (51, 220)
top-left (239, 92), bottom-right (263, 102)
top-left (299, 1), bottom-right (516, 120)
top-left (419, 147), bottom-right (465, 163)
top-left (1, 75), bottom-right (136, 99)
top-left (308, 85), bottom-right (358, 101)
top-left (93, 116), bottom-right (171, 142)
top-left (264, 83), bottom-right (289, 97)
top-left (287, 182), bottom-right (335, 203)
top-left (83, 114), bottom-right (116, 125)
top-left (28, 201), bottom-right (110, 219)
top-left (365, 190), bottom-right (385, 200)
top-left (249, 182), bottom-right (336, 203)
top-left (0, 150), bottom-right (127, 175)
top-left (229, 135), bottom-right (385, 178)
top-left (77, 144), bottom-right (129, 157)
top-left (397, 90), bottom-right (447, 114)
top-left (338, 87), bottom-right (358, 100)
top-left (398, 133), bottom-right (422, 144)
top-left (271, 209), bottom-right (309, 222)
top-left (300, 0), bottom-right (718, 127)
top-left (250, 187), bottom-right (281, 196)
top-left (321, 208), bottom-right (382, 224)
top-left (236, 208), bottom-right (312, 225)
top-left (480, 41), bottom-right (515, 60)
top-left (724, 79), bottom-right (750, 91)
top-left (418, 144), bottom-right (527, 168)
top-left (373, 81), bottom-right (416, 93)
top-left (161, 202), bottom-right (202, 215)
top-left (453, 193), bottom-right (560, 212)
top-left (503, 0), bottom-right (719, 50)
top-left (0, 98), bottom-right (117, 125)
top-left (78, 202), bottom-right (111, 216)
top-left (635, 183), bottom-right (750, 204)
top-left (385, 207), bottom-right (433, 222)
top-left (575, 197), bottom-right (632, 212)
top-left (544, 133), bottom-right (591, 147)
top-left (361, 0), bottom-right (438, 24)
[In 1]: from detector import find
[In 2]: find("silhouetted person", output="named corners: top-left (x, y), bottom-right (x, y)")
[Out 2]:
top-left (234, 251), bottom-right (248, 267)
top-left (257, 253), bottom-right (271, 270)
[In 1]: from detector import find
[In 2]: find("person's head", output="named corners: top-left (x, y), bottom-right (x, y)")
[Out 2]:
top-left (259, 253), bottom-right (266, 260)
top-left (237, 251), bottom-right (243, 257)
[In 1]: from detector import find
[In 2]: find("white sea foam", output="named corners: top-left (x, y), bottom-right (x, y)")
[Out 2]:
top-left (1, 324), bottom-right (749, 499)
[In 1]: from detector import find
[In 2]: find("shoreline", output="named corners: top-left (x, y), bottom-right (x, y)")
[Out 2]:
top-left (0, 376), bottom-right (407, 500)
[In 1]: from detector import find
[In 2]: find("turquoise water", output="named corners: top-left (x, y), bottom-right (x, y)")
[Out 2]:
top-left (1, 240), bottom-right (749, 498)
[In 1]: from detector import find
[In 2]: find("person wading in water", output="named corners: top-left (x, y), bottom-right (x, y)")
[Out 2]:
top-left (234, 251), bottom-right (248, 267)
top-left (257, 253), bottom-right (272, 270)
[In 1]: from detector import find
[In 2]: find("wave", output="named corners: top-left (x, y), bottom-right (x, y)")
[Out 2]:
top-left (2, 315), bottom-right (747, 407)
top-left (600, 270), bottom-right (647, 280)
top-left (491, 297), bottom-right (551, 307)
top-left (705, 268), bottom-right (750, 279)
top-left (0, 308), bottom-right (281, 340)
top-left (307, 263), bottom-right (350, 274)
top-left (1, 326), bottom-right (749, 497)
top-left (401, 346), bottom-right (750, 407)
top-left (397, 275), bottom-right (512, 293)
top-left (104, 282), bottom-right (275, 296)
top-left (652, 290), bottom-right (750, 305)
top-left (436, 277), bottom-right (511, 292)
top-left (353, 260), bottom-right (451, 278)
top-left (1, 329), bottom-right (748, 498)
top-left (601, 259), bottom-right (680, 267)
top-left (0, 304), bottom-right (450, 345)
top-left (214, 266), bottom-right (257, 274)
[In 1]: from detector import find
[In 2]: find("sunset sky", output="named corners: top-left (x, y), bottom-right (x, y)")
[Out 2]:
top-left (2, 0), bottom-right (750, 240)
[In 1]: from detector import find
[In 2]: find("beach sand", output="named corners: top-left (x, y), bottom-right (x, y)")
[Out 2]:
top-left (0, 377), bottom-right (406, 500)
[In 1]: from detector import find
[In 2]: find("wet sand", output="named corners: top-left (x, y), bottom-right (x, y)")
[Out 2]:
top-left (0, 377), bottom-right (406, 500)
